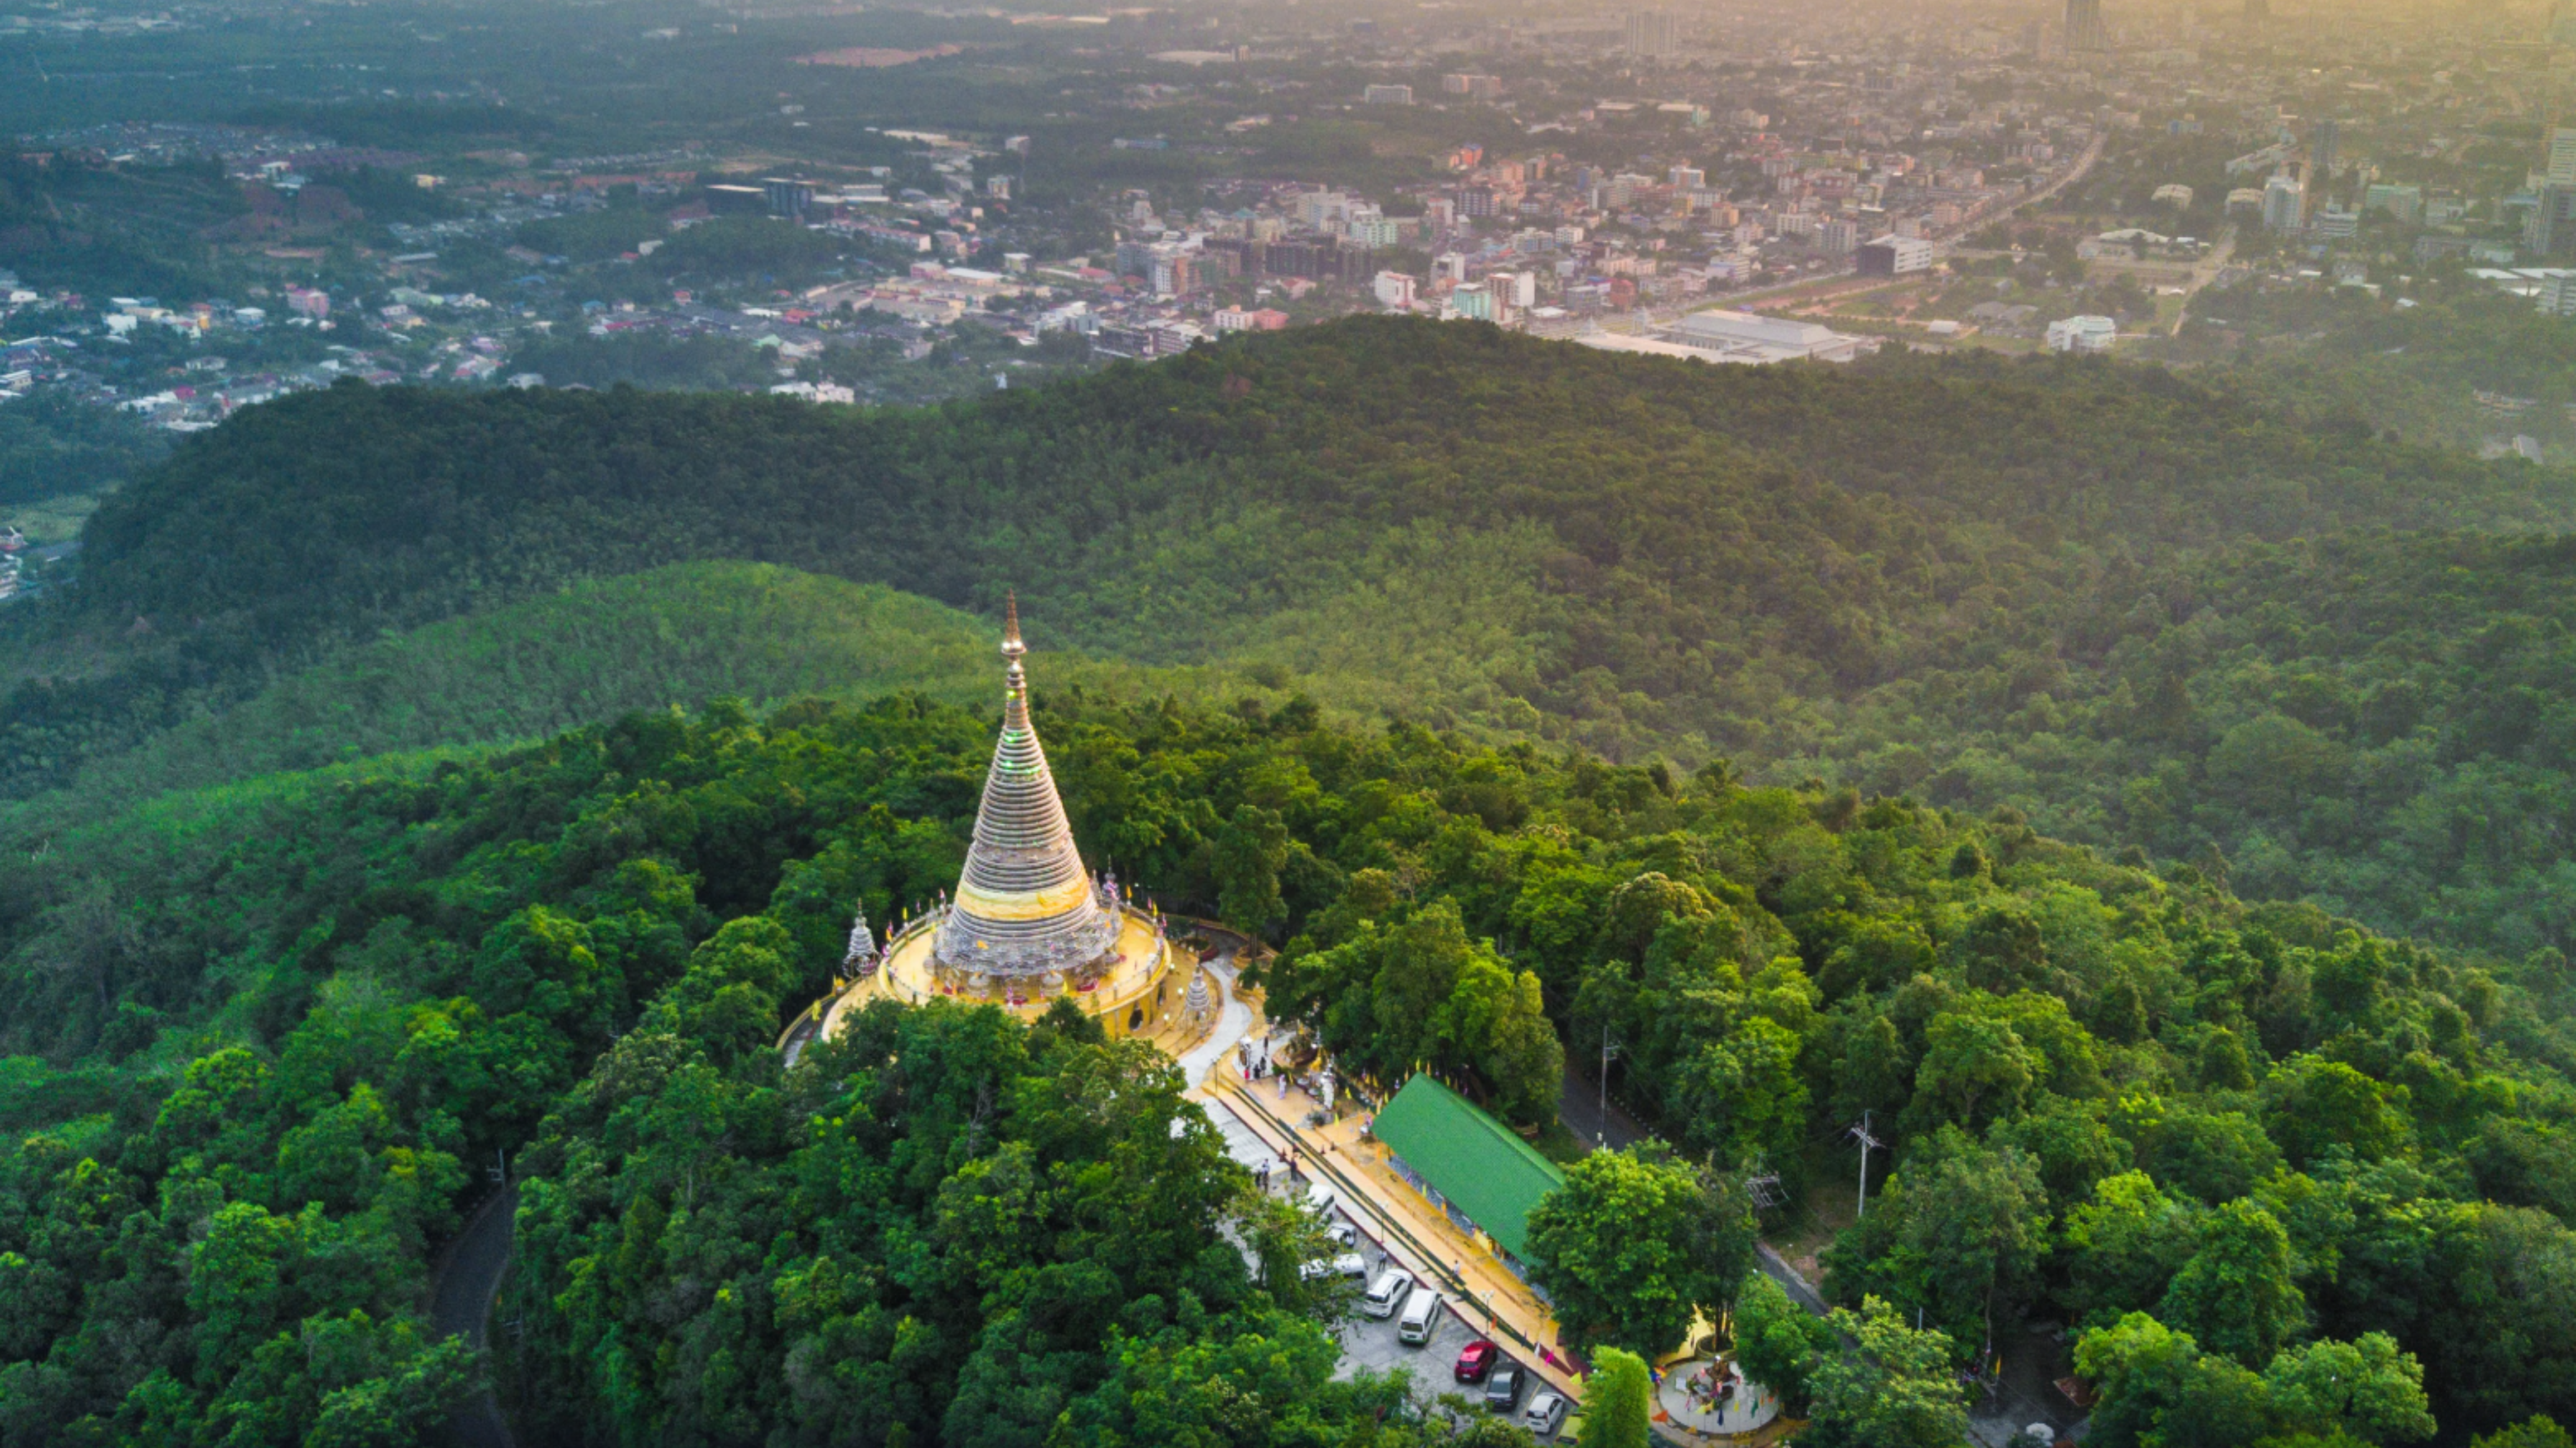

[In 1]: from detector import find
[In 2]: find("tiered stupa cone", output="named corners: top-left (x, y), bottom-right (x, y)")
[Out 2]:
top-left (932, 593), bottom-right (1120, 985)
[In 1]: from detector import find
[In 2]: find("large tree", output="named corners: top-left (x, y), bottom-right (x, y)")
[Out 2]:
top-left (1824, 1127), bottom-right (2050, 1354)
top-left (1526, 1147), bottom-right (1757, 1357)
top-left (1272, 901), bottom-right (1562, 1127)
top-left (2060, 1171), bottom-right (2199, 1331)
top-left (1806, 1296), bottom-right (1970, 1448)
top-left (2158, 1199), bottom-right (2305, 1369)
top-left (1673, 1017), bottom-right (1809, 1177)
top-left (1730, 1270), bottom-right (1835, 1413)
top-left (2076, 1313), bottom-right (2436, 1448)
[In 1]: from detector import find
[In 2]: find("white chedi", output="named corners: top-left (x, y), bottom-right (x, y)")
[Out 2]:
top-left (843, 912), bottom-right (878, 974)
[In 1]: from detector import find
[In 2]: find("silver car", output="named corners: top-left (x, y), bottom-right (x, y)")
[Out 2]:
top-left (1521, 1390), bottom-right (1568, 1439)
top-left (1298, 1250), bottom-right (1367, 1281)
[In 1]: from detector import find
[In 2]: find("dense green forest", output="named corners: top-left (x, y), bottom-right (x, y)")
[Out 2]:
top-left (0, 565), bottom-right (1003, 851)
top-left (1772, 531), bottom-right (2576, 957)
top-left (6, 684), bottom-right (2575, 1443)
top-left (13, 318), bottom-right (2576, 1444)
top-left (15, 318), bottom-right (2576, 961)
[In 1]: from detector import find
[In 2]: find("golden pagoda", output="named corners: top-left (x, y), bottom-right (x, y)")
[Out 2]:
top-left (817, 594), bottom-right (1188, 1039)
top-left (932, 594), bottom-right (1123, 984)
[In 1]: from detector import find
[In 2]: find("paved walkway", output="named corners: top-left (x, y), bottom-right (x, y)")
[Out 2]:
top-left (1175, 948), bottom-right (1255, 1088)
top-left (780, 1005), bottom-right (826, 1068)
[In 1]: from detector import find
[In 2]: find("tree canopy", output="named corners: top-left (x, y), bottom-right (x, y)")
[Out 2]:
top-left (18, 319), bottom-right (2576, 963)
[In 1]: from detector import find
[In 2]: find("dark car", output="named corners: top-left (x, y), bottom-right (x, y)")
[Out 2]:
top-left (1484, 1364), bottom-right (1524, 1412)
top-left (1453, 1340), bottom-right (1499, 1383)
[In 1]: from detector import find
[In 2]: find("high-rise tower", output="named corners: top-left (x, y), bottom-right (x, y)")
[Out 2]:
top-left (2065, 0), bottom-right (2107, 51)
top-left (2548, 125), bottom-right (2576, 187)
top-left (932, 594), bottom-right (1122, 980)
top-left (1625, 10), bottom-right (1677, 60)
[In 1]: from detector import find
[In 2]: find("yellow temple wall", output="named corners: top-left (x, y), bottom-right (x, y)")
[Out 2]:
top-left (807, 906), bottom-right (1191, 1045)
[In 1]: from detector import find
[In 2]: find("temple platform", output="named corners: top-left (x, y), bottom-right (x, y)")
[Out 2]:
top-left (814, 904), bottom-right (1201, 1046)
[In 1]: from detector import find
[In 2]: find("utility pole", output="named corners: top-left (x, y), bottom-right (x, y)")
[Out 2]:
top-left (1849, 1111), bottom-right (1883, 1220)
top-left (1597, 1027), bottom-right (1621, 1147)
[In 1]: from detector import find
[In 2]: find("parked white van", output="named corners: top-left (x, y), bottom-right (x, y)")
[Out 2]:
top-left (1396, 1284), bottom-right (1443, 1345)
top-left (1362, 1266), bottom-right (1414, 1319)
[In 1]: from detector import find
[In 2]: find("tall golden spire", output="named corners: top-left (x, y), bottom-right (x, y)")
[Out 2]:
top-left (934, 594), bottom-right (1118, 980)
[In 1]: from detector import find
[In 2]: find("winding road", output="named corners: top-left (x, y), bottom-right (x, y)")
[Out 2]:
top-left (431, 1184), bottom-right (519, 1448)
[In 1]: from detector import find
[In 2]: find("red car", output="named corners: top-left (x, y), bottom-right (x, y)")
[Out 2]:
top-left (1453, 1341), bottom-right (1499, 1383)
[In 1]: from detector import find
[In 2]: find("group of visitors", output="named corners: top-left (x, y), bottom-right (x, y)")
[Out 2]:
top-left (1240, 1039), bottom-right (1278, 1082)
top-left (1252, 1146), bottom-right (1300, 1191)
top-left (1681, 1358), bottom-right (1762, 1422)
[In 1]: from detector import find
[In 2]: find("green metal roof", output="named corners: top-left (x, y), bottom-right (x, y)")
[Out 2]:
top-left (1372, 1073), bottom-right (1566, 1261)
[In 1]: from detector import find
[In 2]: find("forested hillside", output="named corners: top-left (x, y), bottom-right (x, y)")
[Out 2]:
top-left (5, 689), bottom-right (2574, 1443)
top-left (0, 562), bottom-right (1259, 857)
top-left (12, 317), bottom-right (2576, 957)
top-left (1775, 532), bottom-right (2576, 959)
top-left (50, 318), bottom-right (2569, 693)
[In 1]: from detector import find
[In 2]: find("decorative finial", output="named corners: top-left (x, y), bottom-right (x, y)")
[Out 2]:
top-left (1001, 590), bottom-right (1031, 715)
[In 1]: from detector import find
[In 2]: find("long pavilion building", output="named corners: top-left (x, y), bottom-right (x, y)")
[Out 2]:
top-left (819, 596), bottom-right (1191, 1040)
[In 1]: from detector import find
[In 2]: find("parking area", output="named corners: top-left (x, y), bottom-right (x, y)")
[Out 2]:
top-left (1334, 1240), bottom-right (1568, 1437)
top-left (1334, 1253), bottom-right (1483, 1381)
top-left (1204, 1093), bottom-right (1573, 1440)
